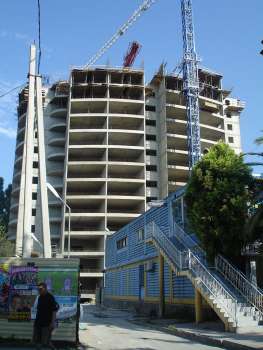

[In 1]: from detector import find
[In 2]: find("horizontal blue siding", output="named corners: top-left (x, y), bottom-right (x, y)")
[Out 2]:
top-left (146, 262), bottom-right (159, 297)
top-left (105, 188), bottom-right (195, 304)
top-left (173, 275), bottom-right (195, 299)
top-left (105, 262), bottom-right (195, 301)
top-left (106, 195), bottom-right (173, 270)
top-left (105, 266), bottom-right (140, 297)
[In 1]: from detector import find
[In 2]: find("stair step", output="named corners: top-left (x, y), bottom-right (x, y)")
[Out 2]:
top-left (154, 227), bottom-right (263, 331)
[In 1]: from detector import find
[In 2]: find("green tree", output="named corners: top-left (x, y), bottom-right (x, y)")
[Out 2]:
top-left (245, 176), bottom-right (263, 253)
top-left (185, 143), bottom-right (254, 263)
top-left (0, 177), bottom-right (4, 220)
top-left (0, 177), bottom-right (12, 235)
top-left (0, 177), bottom-right (14, 256)
top-left (0, 224), bottom-right (14, 257)
top-left (3, 183), bottom-right (12, 227)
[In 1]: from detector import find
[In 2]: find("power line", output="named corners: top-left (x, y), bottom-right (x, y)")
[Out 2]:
top-left (0, 83), bottom-right (27, 99)
top-left (37, 0), bottom-right (42, 74)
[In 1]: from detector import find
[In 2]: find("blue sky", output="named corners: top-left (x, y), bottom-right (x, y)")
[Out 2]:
top-left (0, 0), bottom-right (262, 185)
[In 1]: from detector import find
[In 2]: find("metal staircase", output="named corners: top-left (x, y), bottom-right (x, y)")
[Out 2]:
top-left (215, 254), bottom-right (263, 326)
top-left (146, 222), bottom-right (263, 333)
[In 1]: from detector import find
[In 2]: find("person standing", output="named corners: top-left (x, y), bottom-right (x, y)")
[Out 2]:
top-left (33, 282), bottom-right (59, 349)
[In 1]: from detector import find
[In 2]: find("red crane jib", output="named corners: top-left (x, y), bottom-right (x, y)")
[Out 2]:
top-left (123, 42), bottom-right (141, 68)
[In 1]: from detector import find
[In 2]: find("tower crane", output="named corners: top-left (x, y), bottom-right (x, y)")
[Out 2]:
top-left (84, 0), bottom-right (155, 68)
top-left (181, 0), bottom-right (201, 167)
top-left (123, 41), bottom-right (141, 68)
top-left (84, 0), bottom-right (201, 168)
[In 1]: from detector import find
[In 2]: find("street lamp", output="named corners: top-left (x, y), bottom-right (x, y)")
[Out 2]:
top-left (104, 228), bottom-right (111, 269)
top-left (30, 232), bottom-right (44, 257)
top-left (103, 227), bottom-right (111, 288)
top-left (31, 232), bottom-right (43, 248)
top-left (46, 182), bottom-right (71, 259)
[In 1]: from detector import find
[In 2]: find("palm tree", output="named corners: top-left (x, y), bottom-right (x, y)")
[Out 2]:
top-left (255, 131), bottom-right (263, 145)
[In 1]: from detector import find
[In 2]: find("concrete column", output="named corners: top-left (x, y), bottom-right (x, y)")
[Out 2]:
top-left (15, 119), bottom-right (27, 256)
top-left (22, 44), bottom-right (36, 258)
top-left (159, 253), bottom-right (165, 318)
top-left (60, 75), bottom-right (72, 256)
top-left (195, 288), bottom-right (203, 324)
top-left (36, 76), bottom-right (51, 258)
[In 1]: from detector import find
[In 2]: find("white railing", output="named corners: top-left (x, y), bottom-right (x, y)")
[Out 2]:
top-left (215, 254), bottom-right (263, 319)
top-left (147, 221), bottom-right (237, 325)
top-left (190, 252), bottom-right (237, 325)
top-left (173, 221), bottom-right (206, 261)
top-left (146, 222), bottom-right (188, 270)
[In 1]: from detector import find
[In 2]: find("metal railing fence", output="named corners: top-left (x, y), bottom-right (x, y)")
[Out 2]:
top-left (173, 221), bottom-right (206, 260)
top-left (147, 221), bottom-right (237, 325)
top-left (146, 222), bottom-right (188, 270)
top-left (215, 254), bottom-right (263, 319)
top-left (189, 252), bottom-right (237, 325)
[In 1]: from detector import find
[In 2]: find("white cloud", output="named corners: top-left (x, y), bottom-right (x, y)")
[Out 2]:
top-left (0, 29), bottom-right (33, 44)
top-left (15, 32), bottom-right (29, 40)
top-left (0, 126), bottom-right (16, 138)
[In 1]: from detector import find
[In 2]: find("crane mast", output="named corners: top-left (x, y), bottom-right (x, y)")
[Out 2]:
top-left (181, 0), bottom-right (201, 168)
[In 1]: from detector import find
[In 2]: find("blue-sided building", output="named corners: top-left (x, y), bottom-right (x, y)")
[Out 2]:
top-left (104, 188), bottom-right (210, 321)
top-left (103, 187), bottom-right (263, 332)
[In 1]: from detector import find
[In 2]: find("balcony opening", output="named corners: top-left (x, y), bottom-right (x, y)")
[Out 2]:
top-left (165, 76), bottom-right (183, 91)
top-left (110, 72), bottom-right (123, 84)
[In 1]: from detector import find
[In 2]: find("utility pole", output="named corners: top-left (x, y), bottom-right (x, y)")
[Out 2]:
top-left (22, 45), bottom-right (36, 258)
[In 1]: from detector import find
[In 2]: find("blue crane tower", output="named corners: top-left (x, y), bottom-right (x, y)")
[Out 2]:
top-left (181, 0), bottom-right (201, 169)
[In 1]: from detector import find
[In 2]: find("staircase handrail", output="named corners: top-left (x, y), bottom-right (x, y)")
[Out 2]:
top-left (173, 221), bottom-right (206, 259)
top-left (215, 254), bottom-right (263, 318)
top-left (146, 222), bottom-right (188, 270)
top-left (147, 222), bottom-right (237, 325)
top-left (190, 251), bottom-right (237, 325)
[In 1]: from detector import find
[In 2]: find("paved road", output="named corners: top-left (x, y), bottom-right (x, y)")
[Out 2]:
top-left (80, 305), bottom-right (225, 350)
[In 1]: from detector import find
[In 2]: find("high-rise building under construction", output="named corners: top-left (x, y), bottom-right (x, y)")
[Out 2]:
top-left (8, 65), bottom-right (244, 299)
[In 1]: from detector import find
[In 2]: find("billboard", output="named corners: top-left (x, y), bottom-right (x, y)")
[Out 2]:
top-left (0, 263), bottom-right (10, 318)
top-left (0, 263), bottom-right (79, 324)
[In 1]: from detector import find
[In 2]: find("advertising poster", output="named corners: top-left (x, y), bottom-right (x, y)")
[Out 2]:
top-left (0, 264), bottom-right (10, 318)
top-left (8, 266), bottom-right (38, 321)
top-left (0, 263), bottom-right (79, 323)
top-left (35, 268), bottom-right (78, 323)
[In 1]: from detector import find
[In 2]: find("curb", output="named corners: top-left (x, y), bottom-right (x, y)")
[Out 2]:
top-left (0, 341), bottom-right (81, 350)
top-left (131, 320), bottom-right (258, 350)
top-left (165, 327), bottom-right (257, 350)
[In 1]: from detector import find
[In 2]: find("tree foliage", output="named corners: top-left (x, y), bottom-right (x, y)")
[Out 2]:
top-left (0, 177), bottom-right (14, 257)
top-left (246, 177), bottom-right (263, 253)
top-left (0, 177), bottom-right (12, 235)
top-left (0, 225), bottom-right (14, 257)
top-left (185, 143), bottom-right (254, 262)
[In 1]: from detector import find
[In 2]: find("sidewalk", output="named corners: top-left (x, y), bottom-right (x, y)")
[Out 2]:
top-left (132, 318), bottom-right (263, 350)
